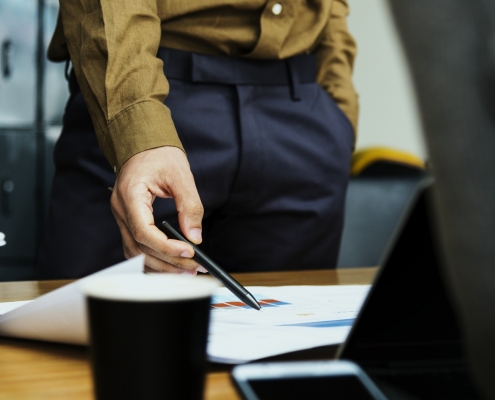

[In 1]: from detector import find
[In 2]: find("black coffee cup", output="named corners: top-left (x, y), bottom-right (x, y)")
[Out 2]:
top-left (81, 273), bottom-right (218, 400)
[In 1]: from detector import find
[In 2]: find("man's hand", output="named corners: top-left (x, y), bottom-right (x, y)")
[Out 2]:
top-left (110, 146), bottom-right (206, 275)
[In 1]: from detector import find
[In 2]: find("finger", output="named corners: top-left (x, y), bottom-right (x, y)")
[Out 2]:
top-left (117, 215), bottom-right (186, 264)
top-left (110, 189), bottom-right (127, 223)
top-left (144, 265), bottom-right (208, 274)
top-left (118, 220), bottom-right (201, 274)
top-left (171, 173), bottom-right (204, 244)
top-left (138, 242), bottom-right (202, 271)
top-left (116, 217), bottom-right (145, 260)
top-left (123, 183), bottom-right (196, 257)
top-left (143, 253), bottom-right (197, 275)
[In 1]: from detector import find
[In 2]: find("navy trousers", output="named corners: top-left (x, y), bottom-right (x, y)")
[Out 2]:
top-left (37, 48), bottom-right (354, 279)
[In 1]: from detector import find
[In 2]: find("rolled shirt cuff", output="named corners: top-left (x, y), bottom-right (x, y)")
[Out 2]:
top-left (103, 100), bottom-right (184, 172)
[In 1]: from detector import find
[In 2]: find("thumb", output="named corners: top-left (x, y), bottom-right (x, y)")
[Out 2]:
top-left (172, 176), bottom-right (204, 245)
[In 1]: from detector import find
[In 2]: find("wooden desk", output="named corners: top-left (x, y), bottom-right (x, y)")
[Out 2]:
top-left (0, 268), bottom-right (377, 400)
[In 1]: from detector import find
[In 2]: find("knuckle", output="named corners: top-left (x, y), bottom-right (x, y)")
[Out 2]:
top-left (189, 199), bottom-right (203, 212)
top-left (109, 196), bottom-right (120, 212)
top-left (178, 200), bottom-right (204, 217)
top-left (110, 203), bottom-right (119, 217)
top-left (138, 243), bottom-right (158, 258)
top-left (131, 228), bottom-right (146, 243)
top-left (191, 203), bottom-right (204, 216)
top-left (124, 248), bottom-right (140, 259)
top-left (159, 242), bottom-right (177, 256)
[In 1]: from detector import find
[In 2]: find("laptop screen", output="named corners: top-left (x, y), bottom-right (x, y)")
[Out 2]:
top-left (339, 183), bottom-right (464, 365)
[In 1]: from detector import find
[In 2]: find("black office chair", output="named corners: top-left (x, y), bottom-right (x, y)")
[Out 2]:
top-left (337, 147), bottom-right (426, 268)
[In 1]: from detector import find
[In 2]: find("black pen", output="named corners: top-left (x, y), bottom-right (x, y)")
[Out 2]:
top-left (158, 220), bottom-right (261, 311)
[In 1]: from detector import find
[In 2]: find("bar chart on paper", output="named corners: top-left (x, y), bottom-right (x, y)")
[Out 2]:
top-left (209, 286), bottom-right (370, 327)
top-left (211, 294), bottom-right (290, 309)
top-left (207, 285), bottom-right (372, 363)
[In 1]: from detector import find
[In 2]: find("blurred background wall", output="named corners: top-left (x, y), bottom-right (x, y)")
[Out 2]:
top-left (348, 0), bottom-right (426, 159)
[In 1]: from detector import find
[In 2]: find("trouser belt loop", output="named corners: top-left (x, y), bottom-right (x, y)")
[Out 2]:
top-left (286, 58), bottom-right (301, 102)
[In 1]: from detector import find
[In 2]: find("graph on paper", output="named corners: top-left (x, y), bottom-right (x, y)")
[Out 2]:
top-left (211, 294), bottom-right (291, 309)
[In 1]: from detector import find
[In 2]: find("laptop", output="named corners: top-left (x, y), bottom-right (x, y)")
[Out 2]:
top-left (337, 179), bottom-right (481, 399)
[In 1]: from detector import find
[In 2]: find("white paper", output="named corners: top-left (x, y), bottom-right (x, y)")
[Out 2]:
top-left (207, 285), bottom-right (370, 363)
top-left (0, 301), bottom-right (31, 315)
top-left (208, 322), bottom-right (351, 363)
top-left (0, 255), bottom-right (144, 344)
top-left (0, 259), bottom-right (370, 364)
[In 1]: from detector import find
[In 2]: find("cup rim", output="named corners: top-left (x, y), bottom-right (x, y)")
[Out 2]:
top-left (80, 273), bottom-right (219, 302)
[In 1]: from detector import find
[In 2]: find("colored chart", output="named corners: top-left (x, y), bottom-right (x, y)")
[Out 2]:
top-left (282, 318), bottom-right (355, 328)
top-left (211, 294), bottom-right (291, 309)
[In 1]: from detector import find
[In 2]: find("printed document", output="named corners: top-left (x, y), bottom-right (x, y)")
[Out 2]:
top-left (208, 285), bottom-right (369, 363)
top-left (0, 256), bottom-right (370, 363)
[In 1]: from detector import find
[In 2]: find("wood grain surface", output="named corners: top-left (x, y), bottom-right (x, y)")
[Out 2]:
top-left (0, 268), bottom-right (377, 399)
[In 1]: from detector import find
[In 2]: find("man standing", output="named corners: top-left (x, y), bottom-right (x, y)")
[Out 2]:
top-left (39, 0), bottom-right (358, 278)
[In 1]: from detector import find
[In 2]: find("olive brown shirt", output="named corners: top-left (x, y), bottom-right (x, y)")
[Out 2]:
top-left (49, 0), bottom-right (358, 172)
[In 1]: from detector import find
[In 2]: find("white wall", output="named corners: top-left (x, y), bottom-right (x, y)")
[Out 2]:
top-left (347, 0), bottom-right (426, 159)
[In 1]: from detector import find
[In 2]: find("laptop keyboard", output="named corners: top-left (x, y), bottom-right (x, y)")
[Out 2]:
top-left (369, 369), bottom-right (481, 400)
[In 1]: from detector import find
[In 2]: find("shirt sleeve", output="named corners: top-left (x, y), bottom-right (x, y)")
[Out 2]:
top-left (315, 0), bottom-right (359, 138)
top-left (59, 0), bottom-right (184, 172)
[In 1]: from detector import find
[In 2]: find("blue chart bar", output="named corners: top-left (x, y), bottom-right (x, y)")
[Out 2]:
top-left (282, 318), bottom-right (355, 328)
top-left (211, 294), bottom-right (291, 309)
top-left (211, 295), bottom-right (234, 304)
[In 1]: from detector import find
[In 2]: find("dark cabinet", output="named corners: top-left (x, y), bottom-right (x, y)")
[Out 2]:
top-left (0, 0), bottom-right (68, 280)
top-left (0, 132), bottom-right (38, 278)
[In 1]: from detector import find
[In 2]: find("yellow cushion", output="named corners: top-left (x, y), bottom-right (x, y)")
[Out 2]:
top-left (351, 147), bottom-right (425, 177)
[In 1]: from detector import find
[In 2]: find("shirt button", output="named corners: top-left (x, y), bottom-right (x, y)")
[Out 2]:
top-left (271, 3), bottom-right (283, 15)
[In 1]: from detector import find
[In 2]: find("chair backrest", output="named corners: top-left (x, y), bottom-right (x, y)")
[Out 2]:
top-left (337, 176), bottom-right (424, 268)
